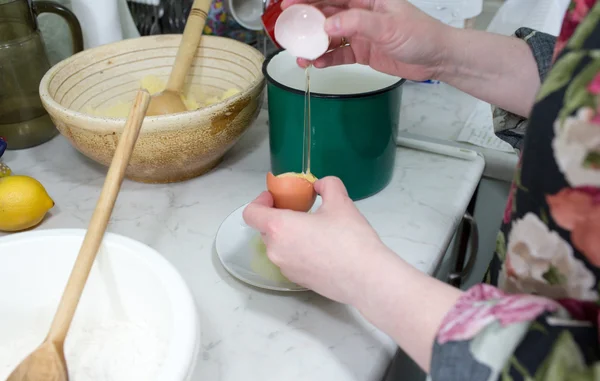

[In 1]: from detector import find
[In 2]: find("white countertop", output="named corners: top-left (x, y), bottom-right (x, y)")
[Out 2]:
top-left (399, 81), bottom-right (519, 182)
top-left (0, 107), bottom-right (484, 380)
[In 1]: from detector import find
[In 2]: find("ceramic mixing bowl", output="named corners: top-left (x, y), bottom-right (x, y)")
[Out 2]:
top-left (39, 35), bottom-right (265, 183)
top-left (0, 229), bottom-right (200, 381)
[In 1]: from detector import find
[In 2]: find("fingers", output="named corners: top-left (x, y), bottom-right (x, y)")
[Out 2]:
top-left (253, 191), bottom-right (274, 207)
top-left (314, 176), bottom-right (349, 203)
top-left (324, 8), bottom-right (390, 41)
top-left (296, 57), bottom-right (311, 68)
top-left (244, 178), bottom-right (348, 232)
top-left (296, 36), bottom-right (353, 68)
top-left (282, 0), bottom-right (374, 11)
top-left (313, 45), bottom-right (356, 68)
top-left (281, 0), bottom-right (318, 8)
top-left (318, 4), bottom-right (347, 17)
top-left (242, 192), bottom-right (277, 232)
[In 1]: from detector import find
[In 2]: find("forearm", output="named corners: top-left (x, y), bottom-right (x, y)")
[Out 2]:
top-left (436, 27), bottom-right (541, 118)
top-left (353, 247), bottom-right (462, 372)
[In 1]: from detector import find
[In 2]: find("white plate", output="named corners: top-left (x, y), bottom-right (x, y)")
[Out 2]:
top-left (215, 196), bottom-right (322, 291)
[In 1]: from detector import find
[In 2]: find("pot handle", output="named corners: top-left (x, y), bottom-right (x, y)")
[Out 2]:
top-left (448, 213), bottom-right (479, 283)
top-left (33, 1), bottom-right (84, 54)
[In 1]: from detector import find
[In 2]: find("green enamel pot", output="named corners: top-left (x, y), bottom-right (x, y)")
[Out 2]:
top-left (262, 50), bottom-right (405, 200)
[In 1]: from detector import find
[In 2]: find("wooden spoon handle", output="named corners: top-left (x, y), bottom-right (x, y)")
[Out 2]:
top-left (165, 0), bottom-right (213, 93)
top-left (46, 89), bottom-right (151, 344)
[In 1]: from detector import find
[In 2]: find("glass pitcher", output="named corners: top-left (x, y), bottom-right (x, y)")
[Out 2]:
top-left (0, 0), bottom-right (83, 150)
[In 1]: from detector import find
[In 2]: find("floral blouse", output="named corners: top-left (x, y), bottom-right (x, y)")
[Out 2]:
top-left (429, 1), bottom-right (600, 380)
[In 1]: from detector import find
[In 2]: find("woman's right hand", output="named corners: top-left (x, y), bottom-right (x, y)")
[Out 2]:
top-left (282, 0), bottom-right (451, 81)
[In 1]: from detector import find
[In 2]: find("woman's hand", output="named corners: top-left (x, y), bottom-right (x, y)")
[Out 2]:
top-left (242, 176), bottom-right (393, 305)
top-left (282, 0), bottom-right (450, 81)
top-left (243, 176), bottom-right (463, 372)
top-left (282, 0), bottom-right (541, 117)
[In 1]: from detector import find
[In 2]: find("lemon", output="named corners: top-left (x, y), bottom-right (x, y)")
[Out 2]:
top-left (0, 175), bottom-right (54, 232)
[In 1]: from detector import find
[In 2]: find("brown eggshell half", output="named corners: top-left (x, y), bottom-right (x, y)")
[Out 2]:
top-left (266, 172), bottom-right (317, 212)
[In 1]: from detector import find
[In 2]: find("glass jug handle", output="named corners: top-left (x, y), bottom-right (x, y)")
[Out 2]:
top-left (32, 1), bottom-right (84, 54)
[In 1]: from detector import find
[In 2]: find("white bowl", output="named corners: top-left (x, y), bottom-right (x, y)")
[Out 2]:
top-left (227, 0), bottom-right (264, 30)
top-left (0, 229), bottom-right (200, 381)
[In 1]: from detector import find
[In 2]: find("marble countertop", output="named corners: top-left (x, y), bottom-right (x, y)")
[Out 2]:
top-left (0, 108), bottom-right (484, 380)
top-left (399, 81), bottom-right (519, 182)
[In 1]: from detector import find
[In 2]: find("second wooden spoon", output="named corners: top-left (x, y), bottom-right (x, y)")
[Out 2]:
top-left (146, 0), bottom-right (213, 116)
top-left (5, 89), bottom-right (151, 381)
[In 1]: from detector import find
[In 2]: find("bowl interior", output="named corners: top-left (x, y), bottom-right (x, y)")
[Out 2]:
top-left (265, 50), bottom-right (402, 96)
top-left (228, 0), bottom-right (264, 30)
top-left (0, 229), bottom-right (198, 381)
top-left (44, 35), bottom-right (264, 119)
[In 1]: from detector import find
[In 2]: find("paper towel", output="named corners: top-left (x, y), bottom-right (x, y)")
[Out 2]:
top-left (408, 0), bottom-right (483, 26)
top-left (486, 0), bottom-right (570, 36)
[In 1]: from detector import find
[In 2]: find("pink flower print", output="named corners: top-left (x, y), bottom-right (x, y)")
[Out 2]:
top-left (500, 213), bottom-right (598, 301)
top-left (547, 186), bottom-right (600, 267)
top-left (552, 108), bottom-right (600, 186)
top-left (503, 153), bottom-right (523, 224)
top-left (572, 206), bottom-right (600, 267)
top-left (552, 40), bottom-right (568, 63)
top-left (572, 0), bottom-right (596, 23)
top-left (437, 284), bottom-right (561, 344)
top-left (503, 181), bottom-right (517, 223)
top-left (552, 0), bottom-right (595, 61)
top-left (546, 187), bottom-right (600, 230)
top-left (594, 103), bottom-right (600, 125)
top-left (557, 298), bottom-right (600, 343)
top-left (588, 73), bottom-right (600, 95)
top-left (557, 298), bottom-right (600, 324)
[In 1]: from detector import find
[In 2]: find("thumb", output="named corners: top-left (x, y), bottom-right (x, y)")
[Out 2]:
top-left (314, 176), bottom-right (349, 204)
top-left (242, 191), bottom-right (277, 232)
top-left (324, 9), bottom-right (393, 42)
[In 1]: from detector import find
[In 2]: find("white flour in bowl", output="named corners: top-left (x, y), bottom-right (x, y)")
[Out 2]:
top-left (0, 309), bottom-right (168, 381)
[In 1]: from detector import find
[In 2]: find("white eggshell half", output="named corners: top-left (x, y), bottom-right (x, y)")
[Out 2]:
top-left (274, 4), bottom-right (329, 61)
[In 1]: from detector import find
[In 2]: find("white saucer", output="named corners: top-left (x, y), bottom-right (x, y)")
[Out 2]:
top-left (215, 196), bottom-right (322, 292)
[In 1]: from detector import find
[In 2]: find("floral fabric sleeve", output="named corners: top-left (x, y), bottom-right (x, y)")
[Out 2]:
top-left (430, 1), bottom-right (600, 379)
top-left (429, 285), bottom-right (599, 380)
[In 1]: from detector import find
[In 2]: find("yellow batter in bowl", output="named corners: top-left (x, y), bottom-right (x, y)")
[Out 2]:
top-left (85, 75), bottom-right (241, 118)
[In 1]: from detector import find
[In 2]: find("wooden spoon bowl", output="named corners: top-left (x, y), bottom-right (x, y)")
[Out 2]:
top-left (6, 342), bottom-right (67, 381)
top-left (146, 90), bottom-right (187, 116)
top-left (146, 0), bottom-right (212, 116)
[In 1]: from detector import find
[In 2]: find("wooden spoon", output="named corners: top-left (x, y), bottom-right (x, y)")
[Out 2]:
top-left (146, 0), bottom-right (213, 116)
top-left (6, 89), bottom-right (151, 381)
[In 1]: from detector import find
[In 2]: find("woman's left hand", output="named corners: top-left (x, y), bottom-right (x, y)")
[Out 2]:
top-left (243, 176), bottom-right (392, 305)
top-left (245, 176), bottom-right (465, 373)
